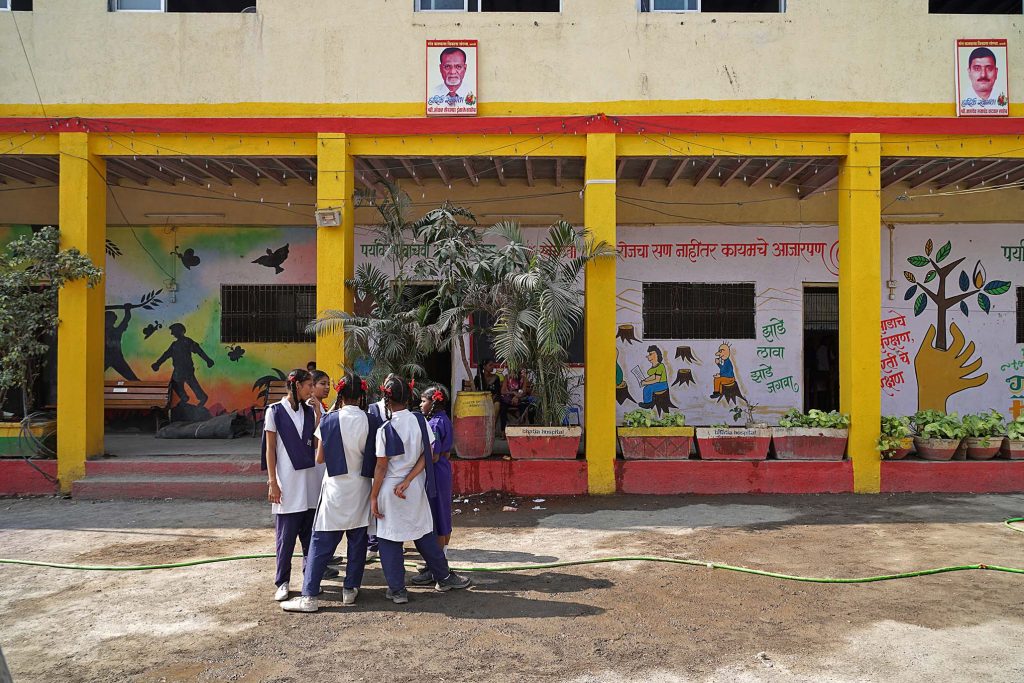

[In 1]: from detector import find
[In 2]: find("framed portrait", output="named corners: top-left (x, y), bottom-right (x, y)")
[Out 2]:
top-left (956, 39), bottom-right (1009, 117)
top-left (426, 39), bottom-right (478, 117)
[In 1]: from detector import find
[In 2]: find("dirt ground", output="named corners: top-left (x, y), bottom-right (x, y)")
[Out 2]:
top-left (1, 492), bottom-right (1023, 683)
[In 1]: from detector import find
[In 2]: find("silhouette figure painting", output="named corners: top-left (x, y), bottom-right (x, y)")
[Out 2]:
top-left (172, 246), bottom-right (201, 270)
top-left (152, 323), bottom-right (215, 407)
top-left (142, 321), bottom-right (163, 339)
top-left (105, 305), bottom-right (140, 381)
top-left (253, 244), bottom-right (290, 274)
top-left (227, 345), bottom-right (246, 362)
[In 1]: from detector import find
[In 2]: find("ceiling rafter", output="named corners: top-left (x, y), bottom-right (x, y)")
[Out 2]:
top-left (639, 159), bottom-right (658, 187)
top-left (431, 158), bottom-right (451, 185)
top-left (749, 158), bottom-right (784, 187)
top-left (399, 158), bottom-right (423, 186)
top-left (693, 158), bottom-right (720, 186)
top-left (463, 158), bottom-right (480, 187)
top-left (666, 159), bottom-right (688, 187)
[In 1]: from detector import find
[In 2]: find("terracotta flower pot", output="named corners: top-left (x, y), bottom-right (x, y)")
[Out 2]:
top-left (913, 437), bottom-right (961, 461)
top-left (771, 427), bottom-right (848, 461)
top-left (882, 436), bottom-right (914, 460)
top-left (1001, 438), bottom-right (1024, 460)
top-left (506, 425), bottom-right (582, 460)
top-left (964, 436), bottom-right (1001, 461)
top-left (695, 427), bottom-right (771, 461)
top-left (618, 427), bottom-right (694, 460)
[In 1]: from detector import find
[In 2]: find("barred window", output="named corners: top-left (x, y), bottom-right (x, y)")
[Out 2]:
top-left (642, 282), bottom-right (756, 340)
top-left (221, 284), bottom-right (315, 343)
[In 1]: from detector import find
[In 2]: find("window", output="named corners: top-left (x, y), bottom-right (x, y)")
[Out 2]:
top-left (220, 285), bottom-right (315, 344)
top-left (1017, 287), bottom-right (1024, 344)
top-left (0, 1), bottom-right (8, 9)
top-left (642, 282), bottom-right (756, 340)
top-left (417, 0), bottom-right (560, 11)
top-left (111, 0), bottom-right (255, 12)
top-left (471, 312), bottom-right (584, 365)
top-left (929, 0), bottom-right (1022, 13)
top-left (640, 0), bottom-right (784, 11)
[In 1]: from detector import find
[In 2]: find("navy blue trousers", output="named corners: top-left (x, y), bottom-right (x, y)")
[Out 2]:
top-left (274, 509), bottom-right (314, 587)
top-left (378, 532), bottom-right (450, 592)
top-left (302, 527), bottom-right (369, 596)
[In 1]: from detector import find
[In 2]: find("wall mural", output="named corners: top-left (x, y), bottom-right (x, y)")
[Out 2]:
top-left (104, 226), bottom-right (316, 416)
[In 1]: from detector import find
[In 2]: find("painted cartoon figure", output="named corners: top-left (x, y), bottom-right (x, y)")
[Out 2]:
top-left (152, 323), bottom-right (215, 406)
top-left (638, 345), bottom-right (670, 409)
top-left (710, 343), bottom-right (737, 400)
top-left (105, 304), bottom-right (140, 381)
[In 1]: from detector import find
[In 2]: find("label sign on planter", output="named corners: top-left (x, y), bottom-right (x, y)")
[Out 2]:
top-left (704, 427), bottom-right (763, 438)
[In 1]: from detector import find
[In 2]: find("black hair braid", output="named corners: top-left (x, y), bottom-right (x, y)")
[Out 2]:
top-left (382, 375), bottom-right (411, 420)
top-left (286, 368), bottom-right (312, 411)
top-left (423, 384), bottom-right (449, 417)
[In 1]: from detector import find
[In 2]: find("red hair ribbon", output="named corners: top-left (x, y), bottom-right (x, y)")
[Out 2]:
top-left (409, 379), bottom-right (416, 391)
top-left (360, 379), bottom-right (368, 392)
top-left (431, 390), bottom-right (444, 403)
top-left (380, 383), bottom-right (392, 397)
top-left (334, 377), bottom-right (347, 393)
top-left (287, 371), bottom-right (298, 383)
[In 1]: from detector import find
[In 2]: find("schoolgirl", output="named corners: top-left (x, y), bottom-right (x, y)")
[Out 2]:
top-left (308, 370), bottom-right (331, 417)
top-left (409, 384), bottom-right (456, 586)
top-left (371, 376), bottom-right (471, 604)
top-left (281, 373), bottom-right (380, 613)
top-left (262, 368), bottom-right (325, 603)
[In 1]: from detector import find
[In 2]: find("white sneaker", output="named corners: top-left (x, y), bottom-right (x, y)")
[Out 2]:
top-left (342, 587), bottom-right (359, 605)
top-left (281, 596), bottom-right (318, 613)
top-left (274, 583), bottom-right (290, 602)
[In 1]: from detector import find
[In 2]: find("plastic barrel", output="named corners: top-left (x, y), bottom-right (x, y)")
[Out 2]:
top-left (452, 391), bottom-right (495, 459)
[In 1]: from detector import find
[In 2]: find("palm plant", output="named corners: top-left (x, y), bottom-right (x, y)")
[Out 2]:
top-left (307, 184), bottom-right (433, 390)
top-left (487, 220), bottom-right (615, 427)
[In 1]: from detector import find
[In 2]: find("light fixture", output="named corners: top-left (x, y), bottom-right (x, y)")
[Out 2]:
top-left (314, 207), bottom-right (342, 228)
top-left (144, 212), bottom-right (226, 219)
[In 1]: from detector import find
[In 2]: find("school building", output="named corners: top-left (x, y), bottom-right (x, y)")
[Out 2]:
top-left (2, 0), bottom-right (1024, 497)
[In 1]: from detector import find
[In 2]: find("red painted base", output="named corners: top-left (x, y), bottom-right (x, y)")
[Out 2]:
top-left (617, 460), bottom-right (854, 494)
top-left (0, 460), bottom-right (58, 496)
top-left (451, 458), bottom-right (587, 496)
top-left (881, 460), bottom-right (1024, 493)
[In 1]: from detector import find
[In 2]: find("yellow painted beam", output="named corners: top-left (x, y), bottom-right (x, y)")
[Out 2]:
top-left (0, 133), bottom-right (60, 156)
top-left (583, 133), bottom-right (618, 495)
top-left (839, 133), bottom-right (882, 494)
top-left (315, 134), bottom-right (355, 384)
top-left (57, 133), bottom-right (106, 492)
top-left (88, 134), bottom-right (316, 158)
top-left (617, 134), bottom-right (849, 158)
top-left (348, 135), bottom-right (585, 158)
top-left (881, 135), bottom-right (1024, 159)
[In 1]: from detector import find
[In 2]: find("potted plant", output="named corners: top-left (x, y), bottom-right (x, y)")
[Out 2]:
top-left (961, 410), bottom-right (1005, 460)
top-left (618, 409), bottom-right (693, 460)
top-left (771, 409), bottom-right (850, 461)
top-left (877, 415), bottom-right (914, 460)
top-left (912, 410), bottom-right (964, 461)
top-left (488, 221), bottom-right (614, 460)
top-left (1002, 415), bottom-right (1024, 459)
top-left (694, 402), bottom-right (771, 461)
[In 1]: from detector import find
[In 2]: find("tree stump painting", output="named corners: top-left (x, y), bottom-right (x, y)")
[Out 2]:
top-left (672, 368), bottom-right (696, 386)
top-left (675, 346), bottom-right (701, 363)
top-left (651, 389), bottom-right (677, 416)
top-left (720, 381), bottom-right (746, 405)
top-left (616, 382), bottom-right (636, 405)
top-left (617, 324), bottom-right (641, 344)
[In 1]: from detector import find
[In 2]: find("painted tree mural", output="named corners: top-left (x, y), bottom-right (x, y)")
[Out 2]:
top-left (903, 239), bottom-right (1011, 351)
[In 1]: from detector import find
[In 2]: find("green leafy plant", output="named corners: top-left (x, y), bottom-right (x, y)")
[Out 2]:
top-left (0, 226), bottom-right (102, 416)
top-left (778, 408), bottom-right (850, 429)
top-left (910, 409), bottom-right (945, 435)
top-left (961, 410), bottom-right (1006, 447)
top-left (1006, 415), bottom-right (1024, 441)
top-left (917, 412), bottom-right (965, 440)
top-left (622, 409), bottom-right (686, 428)
top-left (876, 415), bottom-right (913, 457)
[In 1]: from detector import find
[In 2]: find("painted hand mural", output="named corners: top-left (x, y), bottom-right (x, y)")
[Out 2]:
top-left (914, 323), bottom-right (987, 412)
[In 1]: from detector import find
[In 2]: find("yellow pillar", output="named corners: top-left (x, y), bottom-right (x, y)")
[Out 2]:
top-left (315, 133), bottom-right (356, 380)
top-left (584, 133), bottom-right (618, 494)
top-left (839, 133), bottom-right (882, 493)
top-left (57, 133), bottom-right (106, 492)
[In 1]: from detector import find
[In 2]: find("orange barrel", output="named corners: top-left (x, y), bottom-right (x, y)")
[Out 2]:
top-left (452, 391), bottom-right (495, 459)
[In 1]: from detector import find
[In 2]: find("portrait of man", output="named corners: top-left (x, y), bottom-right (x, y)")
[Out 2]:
top-left (426, 40), bottom-right (478, 116)
top-left (967, 47), bottom-right (997, 101)
top-left (956, 39), bottom-right (1009, 117)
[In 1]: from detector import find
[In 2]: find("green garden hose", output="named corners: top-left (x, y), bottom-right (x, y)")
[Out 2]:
top-left (1, 518), bottom-right (1022, 584)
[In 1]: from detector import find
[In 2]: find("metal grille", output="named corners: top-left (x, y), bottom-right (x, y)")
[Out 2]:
top-left (804, 286), bottom-right (839, 332)
top-left (220, 285), bottom-right (316, 343)
top-left (1018, 287), bottom-right (1024, 344)
top-left (642, 283), bottom-right (756, 340)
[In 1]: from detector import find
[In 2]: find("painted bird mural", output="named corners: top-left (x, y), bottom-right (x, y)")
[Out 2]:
top-left (172, 247), bottom-right (201, 270)
top-left (142, 321), bottom-right (163, 339)
top-left (253, 244), bottom-right (290, 274)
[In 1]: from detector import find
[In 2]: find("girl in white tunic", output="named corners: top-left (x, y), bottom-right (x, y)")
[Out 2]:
top-left (282, 373), bottom-right (380, 613)
top-left (263, 368), bottom-right (325, 603)
top-left (371, 376), bottom-right (471, 604)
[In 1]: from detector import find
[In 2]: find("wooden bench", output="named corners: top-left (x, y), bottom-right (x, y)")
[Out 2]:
top-left (251, 379), bottom-right (289, 437)
top-left (104, 380), bottom-right (172, 432)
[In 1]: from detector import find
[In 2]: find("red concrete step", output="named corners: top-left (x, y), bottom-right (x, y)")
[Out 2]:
top-left (73, 474), bottom-right (265, 501)
top-left (86, 456), bottom-right (262, 477)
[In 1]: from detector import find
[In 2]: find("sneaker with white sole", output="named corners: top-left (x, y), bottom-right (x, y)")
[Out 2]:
top-left (409, 568), bottom-right (435, 586)
top-left (280, 596), bottom-right (318, 613)
top-left (385, 588), bottom-right (409, 604)
top-left (435, 572), bottom-right (471, 592)
top-left (342, 587), bottom-right (359, 605)
top-left (274, 583), bottom-right (290, 602)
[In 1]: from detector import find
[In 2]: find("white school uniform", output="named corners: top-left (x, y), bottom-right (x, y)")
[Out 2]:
top-left (374, 409), bottom-right (436, 542)
top-left (265, 398), bottom-right (325, 515)
top-left (311, 405), bottom-right (373, 532)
